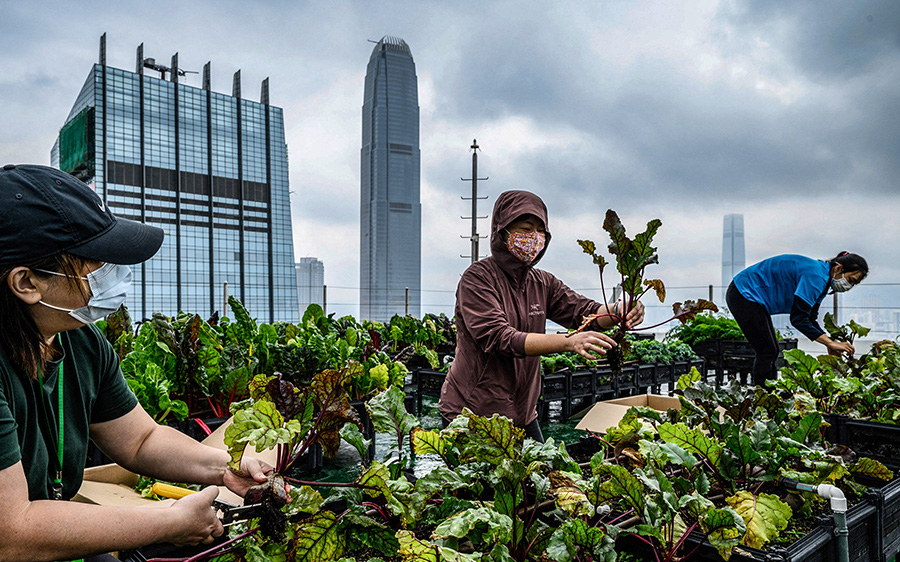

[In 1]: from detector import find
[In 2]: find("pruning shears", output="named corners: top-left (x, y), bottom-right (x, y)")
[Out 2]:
top-left (150, 482), bottom-right (267, 526)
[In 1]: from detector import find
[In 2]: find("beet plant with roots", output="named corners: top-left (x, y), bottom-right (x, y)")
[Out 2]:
top-left (567, 209), bottom-right (718, 372)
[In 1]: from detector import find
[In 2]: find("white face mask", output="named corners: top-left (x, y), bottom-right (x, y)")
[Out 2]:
top-left (36, 263), bottom-right (132, 324)
top-left (831, 277), bottom-right (853, 293)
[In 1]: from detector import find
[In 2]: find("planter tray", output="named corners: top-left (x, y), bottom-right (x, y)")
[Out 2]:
top-left (681, 497), bottom-right (878, 562)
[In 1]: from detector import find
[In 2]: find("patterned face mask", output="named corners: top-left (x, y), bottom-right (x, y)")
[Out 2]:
top-left (506, 230), bottom-right (546, 263)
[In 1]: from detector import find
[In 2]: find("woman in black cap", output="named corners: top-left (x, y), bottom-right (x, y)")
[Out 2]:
top-left (0, 165), bottom-right (275, 561)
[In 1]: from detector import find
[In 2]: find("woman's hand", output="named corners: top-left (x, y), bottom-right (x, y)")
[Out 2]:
top-left (168, 486), bottom-right (224, 546)
top-left (620, 300), bottom-right (645, 329)
top-left (223, 457), bottom-right (276, 497)
top-left (826, 340), bottom-right (854, 357)
top-left (568, 330), bottom-right (617, 361)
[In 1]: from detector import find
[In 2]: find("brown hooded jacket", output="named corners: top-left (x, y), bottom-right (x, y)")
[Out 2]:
top-left (438, 190), bottom-right (602, 426)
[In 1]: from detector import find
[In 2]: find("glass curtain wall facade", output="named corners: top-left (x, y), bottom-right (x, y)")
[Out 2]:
top-left (722, 213), bottom-right (745, 303)
top-left (51, 37), bottom-right (298, 322)
top-left (360, 36), bottom-right (421, 322)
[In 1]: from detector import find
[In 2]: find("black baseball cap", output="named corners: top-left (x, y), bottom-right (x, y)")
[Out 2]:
top-left (0, 164), bottom-right (164, 268)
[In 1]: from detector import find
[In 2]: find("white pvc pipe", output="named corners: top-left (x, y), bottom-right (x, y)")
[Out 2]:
top-left (815, 484), bottom-right (848, 512)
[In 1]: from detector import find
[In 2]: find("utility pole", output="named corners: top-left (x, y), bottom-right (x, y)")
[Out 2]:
top-left (460, 139), bottom-right (489, 264)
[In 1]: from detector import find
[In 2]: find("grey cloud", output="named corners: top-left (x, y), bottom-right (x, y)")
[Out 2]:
top-left (719, 0), bottom-right (900, 80)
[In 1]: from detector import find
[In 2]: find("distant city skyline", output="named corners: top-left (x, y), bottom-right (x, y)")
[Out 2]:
top-left (51, 34), bottom-right (299, 322)
top-left (3, 2), bottom-right (898, 333)
top-left (359, 36), bottom-right (421, 322)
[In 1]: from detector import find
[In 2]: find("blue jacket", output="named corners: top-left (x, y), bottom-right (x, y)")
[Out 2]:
top-left (732, 254), bottom-right (830, 340)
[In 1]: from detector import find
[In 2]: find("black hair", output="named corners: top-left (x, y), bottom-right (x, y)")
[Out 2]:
top-left (0, 254), bottom-right (91, 380)
top-left (830, 251), bottom-right (869, 281)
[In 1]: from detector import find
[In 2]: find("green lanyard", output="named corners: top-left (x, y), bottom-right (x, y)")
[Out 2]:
top-left (37, 334), bottom-right (65, 501)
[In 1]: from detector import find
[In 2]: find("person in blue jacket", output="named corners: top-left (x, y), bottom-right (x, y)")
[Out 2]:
top-left (726, 252), bottom-right (868, 386)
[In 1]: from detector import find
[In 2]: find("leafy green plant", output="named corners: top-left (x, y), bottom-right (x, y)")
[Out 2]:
top-left (119, 320), bottom-right (188, 422)
top-left (594, 369), bottom-right (895, 558)
top-left (774, 341), bottom-right (900, 425)
top-left (571, 210), bottom-right (717, 372)
top-left (625, 337), bottom-right (699, 365)
top-left (541, 352), bottom-right (598, 375)
top-left (664, 314), bottom-right (746, 347)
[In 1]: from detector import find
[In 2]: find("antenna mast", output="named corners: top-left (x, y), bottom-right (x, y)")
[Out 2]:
top-left (460, 139), bottom-right (489, 263)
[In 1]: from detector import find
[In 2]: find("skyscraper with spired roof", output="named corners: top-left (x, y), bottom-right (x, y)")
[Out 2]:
top-left (360, 36), bottom-right (421, 322)
top-left (51, 34), bottom-right (298, 322)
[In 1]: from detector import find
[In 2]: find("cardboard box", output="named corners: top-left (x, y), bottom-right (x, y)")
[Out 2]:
top-left (575, 394), bottom-right (682, 433)
top-left (74, 416), bottom-right (277, 507)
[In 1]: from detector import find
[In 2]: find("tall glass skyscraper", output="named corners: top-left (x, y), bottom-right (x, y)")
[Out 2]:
top-left (296, 257), bottom-right (325, 314)
top-left (51, 35), bottom-right (298, 322)
top-left (360, 36), bottom-right (421, 322)
top-left (722, 214), bottom-right (745, 301)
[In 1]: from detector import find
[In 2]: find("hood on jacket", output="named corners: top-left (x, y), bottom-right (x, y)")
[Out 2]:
top-left (489, 190), bottom-right (552, 277)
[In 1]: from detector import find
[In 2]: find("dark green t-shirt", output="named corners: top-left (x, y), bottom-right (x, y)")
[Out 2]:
top-left (0, 324), bottom-right (138, 500)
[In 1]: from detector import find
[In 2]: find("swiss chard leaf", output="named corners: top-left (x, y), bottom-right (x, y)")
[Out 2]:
top-left (725, 491), bottom-right (792, 550)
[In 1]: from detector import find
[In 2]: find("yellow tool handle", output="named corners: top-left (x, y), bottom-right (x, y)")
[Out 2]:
top-left (151, 482), bottom-right (196, 500)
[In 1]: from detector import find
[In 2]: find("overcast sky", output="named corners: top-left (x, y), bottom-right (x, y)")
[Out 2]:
top-left (1, 0), bottom-right (898, 329)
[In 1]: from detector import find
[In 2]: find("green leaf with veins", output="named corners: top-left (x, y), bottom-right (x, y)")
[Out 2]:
top-left (293, 509), bottom-right (347, 562)
top-left (454, 409), bottom-right (524, 465)
top-left (549, 471), bottom-right (593, 517)
top-left (367, 385), bottom-right (420, 443)
top-left (658, 422), bottom-right (724, 472)
top-left (589, 463), bottom-right (646, 512)
top-left (224, 400), bottom-right (302, 471)
top-left (432, 507), bottom-right (512, 544)
top-left (700, 506), bottom-right (747, 561)
top-left (339, 423), bottom-right (371, 464)
top-left (396, 530), bottom-right (482, 562)
top-left (546, 519), bottom-right (616, 562)
top-left (726, 491), bottom-right (792, 550)
top-left (342, 513), bottom-right (401, 558)
top-left (850, 457), bottom-right (894, 481)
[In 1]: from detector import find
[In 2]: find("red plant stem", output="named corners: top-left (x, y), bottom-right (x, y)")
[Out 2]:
top-left (637, 310), bottom-right (702, 332)
top-left (668, 521), bottom-right (699, 562)
top-left (607, 507), bottom-right (635, 525)
top-left (147, 527), bottom-right (254, 562)
top-left (284, 476), bottom-right (361, 488)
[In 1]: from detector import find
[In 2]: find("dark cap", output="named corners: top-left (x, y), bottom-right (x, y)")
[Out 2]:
top-left (0, 164), bottom-right (164, 268)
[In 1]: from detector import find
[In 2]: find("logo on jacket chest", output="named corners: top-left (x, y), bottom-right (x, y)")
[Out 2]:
top-left (528, 303), bottom-right (544, 317)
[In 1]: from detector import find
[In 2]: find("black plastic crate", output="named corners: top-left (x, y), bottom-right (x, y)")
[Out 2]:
top-left (682, 498), bottom-right (877, 562)
top-left (594, 366), bottom-right (614, 393)
top-left (672, 360), bottom-right (692, 377)
top-left (689, 358), bottom-right (706, 378)
top-left (570, 370), bottom-right (595, 398)
top-left (614, 364), bottom-right (638, 396)
top-left (682, 525), bottom-right (834, 562)
top-left (542, 372), bottom-right (569, 400)
top-left (168, 416), bottom-right (229, 442)
top-left (875, 478), bottom-right (900, 562)
top-left (635, 363), bottom-right (656, 392)
top-left (416, 369), bottom-right (447, 398)
top-left (825, 415), bottom-right (900, 470)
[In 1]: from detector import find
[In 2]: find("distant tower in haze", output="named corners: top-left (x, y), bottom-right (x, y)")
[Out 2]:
top-left (360, 36), bottom-right (421, 321)
top-left (296, 257), bottom-right (325, 315)
top-left (722, 214), bottom-right (745, 301)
